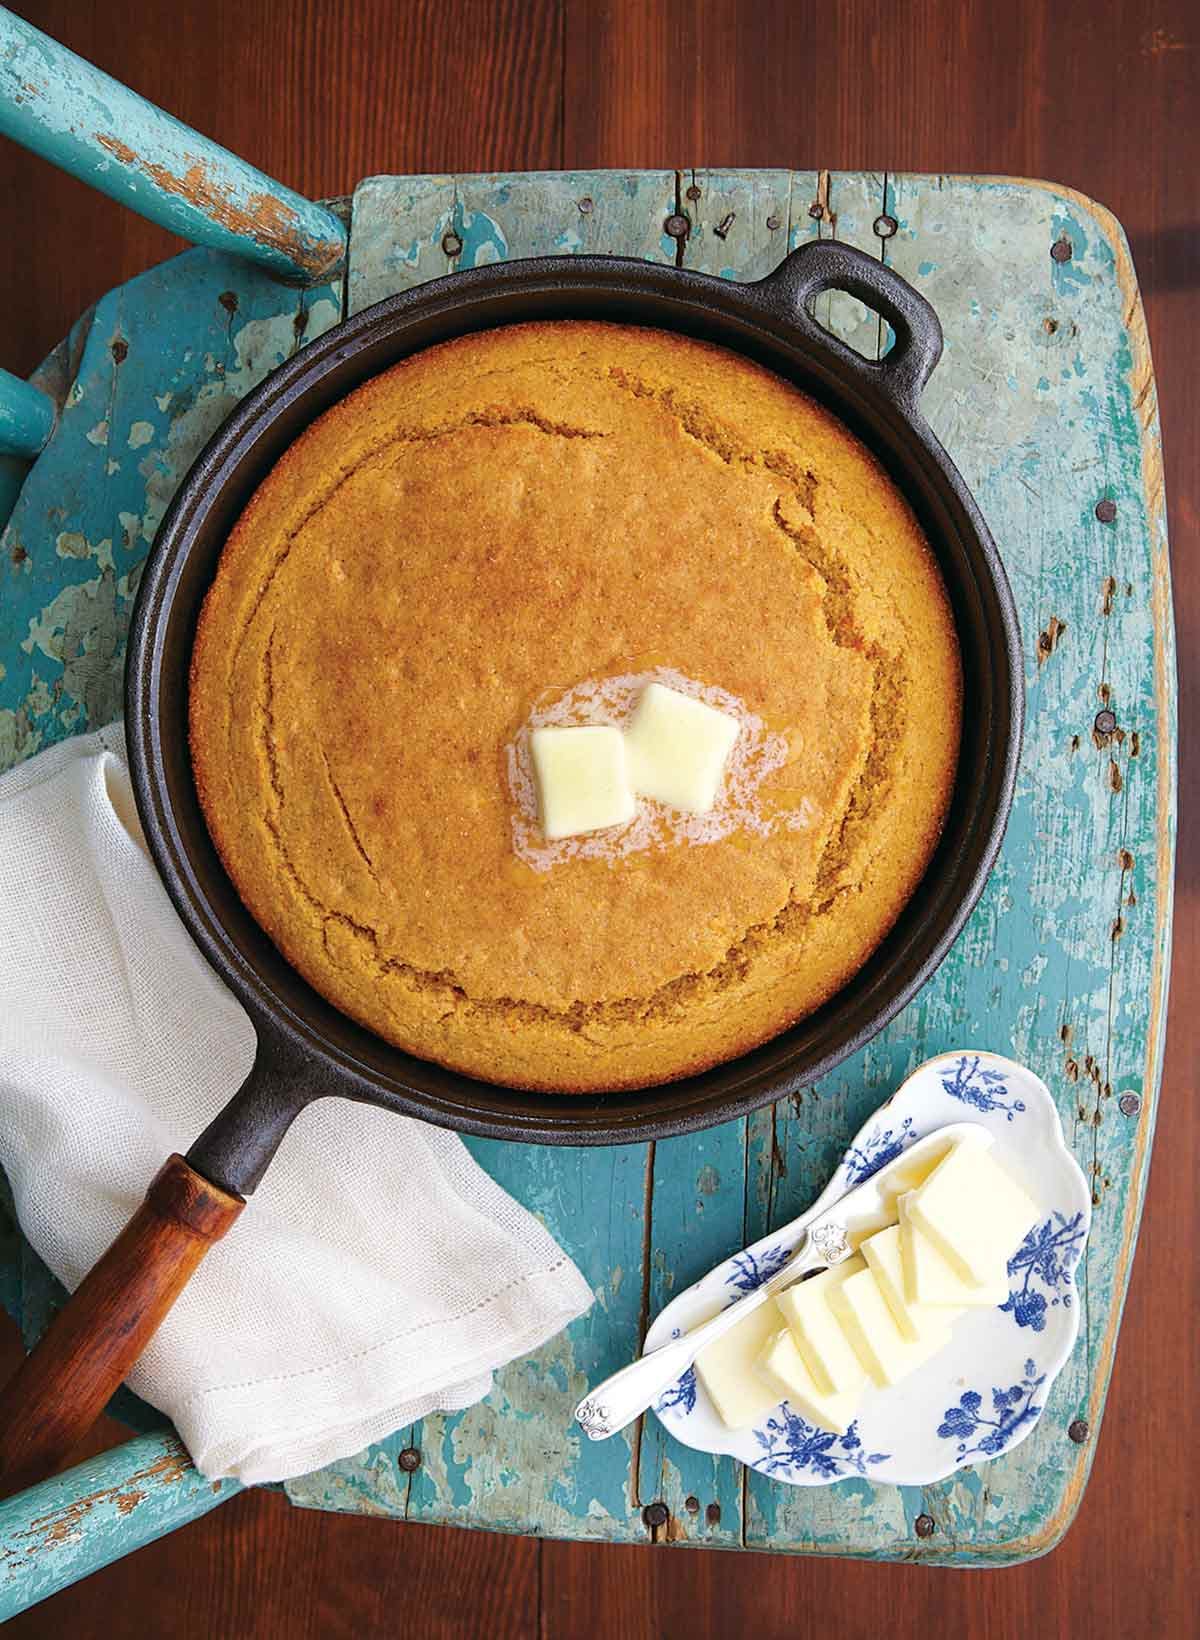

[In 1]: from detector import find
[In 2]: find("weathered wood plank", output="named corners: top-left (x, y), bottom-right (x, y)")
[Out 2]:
top-left (348, 170), bottom-right (678, 312)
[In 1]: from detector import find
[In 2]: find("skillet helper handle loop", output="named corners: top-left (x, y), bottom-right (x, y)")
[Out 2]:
top-left (753, 240), bottom-right (944, 414)
top-left (0, 1155), bottom-right (244, 1496)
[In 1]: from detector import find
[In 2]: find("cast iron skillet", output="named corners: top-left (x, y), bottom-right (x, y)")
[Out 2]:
top-left (0, 243), bottom-right (1022, 1490)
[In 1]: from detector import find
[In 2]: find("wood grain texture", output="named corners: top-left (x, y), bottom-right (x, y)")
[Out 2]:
top-left (0, 1159), bottom-right (242, 1495)
top-left (0, 0), bottom-right (1195, 1633)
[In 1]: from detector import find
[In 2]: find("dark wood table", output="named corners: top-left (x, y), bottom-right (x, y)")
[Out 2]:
top-left (2, 0), bottom-right (1195, 1633)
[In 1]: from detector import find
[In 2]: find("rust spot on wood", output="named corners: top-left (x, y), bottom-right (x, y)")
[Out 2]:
top-left (706, 1501), bottom-right (722, 1525)
top-left (1069, 734), bottom-right (1080, 754)
top-left (1101, 574), bottom-right (1118, 613)
top-left (1093, 708), bottom-right (1117, 747)
top-left (1108, 759), bottom-right (1123, 793)
top-left (1065, 1058), bottom-right (1080, 1082)
top-left (1111, 915), bottom-right (1125, 941)
top-left (1059, 1022), bottom-right (1073, 1045)
top-left (1118, 848), bottom-right (1135, 871)
top-left (114, 1489), bottom-right (145, 1515)
top-left (110, 337), bottom-right (128, 365)
top-left (1098, 681), bottom-right (1111, 704)
top-left (218, 291), bottom-right (239, 314)
top-left (1130, 730), bottom-right (1140, 756)
top-left (93, 135), bottom-right (343, 279)
top-left (813, 169), bottom-right (835, 230)
top-left (11, 543), bottom-right (28, 567)
top-left (1036, 614), bottom-right (1066, 664)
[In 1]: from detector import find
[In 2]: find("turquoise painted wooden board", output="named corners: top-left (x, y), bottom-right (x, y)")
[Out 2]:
top-left (0, 172), bottom-right (1173, 1594)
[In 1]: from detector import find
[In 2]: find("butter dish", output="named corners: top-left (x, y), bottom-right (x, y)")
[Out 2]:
top-left (645, 1051), bottom-right (1091, 1487)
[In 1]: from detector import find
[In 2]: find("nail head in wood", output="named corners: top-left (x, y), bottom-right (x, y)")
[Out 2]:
top-left (1068, 1419), bottom-right (1090, 1444)
top-left (915, 1513), bottom-right (936, 1537)
top-left (705, 1502), bottom-right (721, 1525)
top-left (1095, 498), bottom-right (1118, 523)
top-left (1051, 235), bottom-right (1074, 262)
top-left (642, 1501), bottom-right (669, 1528)
top-left (1118, 1092), bottom-right (1141, 1117)
top-left (577, 197), bottom-right (593, 215)
top-left (441, 231), bottom-right (463, 257)
top-left (398, 1446), bottom-right (422, 1472)
top-left (766, 214), bottom-right (781, 230)
top-left (809, 201), bottom-right (825, 219)
top-left (873, 213), bottom-right (898, 239)
top-left (664, 214), bottom-right (690, 240)
top-left (1095, 709), bottom-right (1117, 736)
top-left (685, 185), bottom-right (702, 201)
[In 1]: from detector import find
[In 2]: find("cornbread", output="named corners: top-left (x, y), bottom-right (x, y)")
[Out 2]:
top-left (189, 321), bottom-right (961, 1091)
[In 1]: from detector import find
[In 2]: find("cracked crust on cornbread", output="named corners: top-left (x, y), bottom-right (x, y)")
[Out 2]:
top-left (189, 321), bottom-right (961, 1091)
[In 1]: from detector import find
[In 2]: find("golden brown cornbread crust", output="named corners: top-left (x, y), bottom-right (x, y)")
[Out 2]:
top-left (189, 321), bottom-right (961, 1091)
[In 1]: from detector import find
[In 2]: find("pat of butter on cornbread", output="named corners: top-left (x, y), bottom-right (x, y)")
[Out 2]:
top-left (624, 681), bottom-right (740, 812)
top-left (529, 725), bottom-right (635, 839)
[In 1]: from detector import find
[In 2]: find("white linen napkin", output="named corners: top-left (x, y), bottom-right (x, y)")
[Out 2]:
top-left (0, 725), bottom-right (593, 1484)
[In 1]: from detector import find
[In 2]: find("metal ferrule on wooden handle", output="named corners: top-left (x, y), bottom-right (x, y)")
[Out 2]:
top-left (0, 1155), bottom-right (244, 1495)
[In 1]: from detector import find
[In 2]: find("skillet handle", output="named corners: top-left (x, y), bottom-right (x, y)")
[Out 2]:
top-left (750, 240), bottom-right (944, 415)
top-left (0, 1155), bottom-right (243, 1495)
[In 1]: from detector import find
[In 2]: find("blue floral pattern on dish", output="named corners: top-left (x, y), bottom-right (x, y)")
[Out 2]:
top-left (937, 1359), bottom-right (1046, 1460)
top-left (654, 1365), bottom-right (697, 1417)
top-left (752, 1412), bottom-right (890, 1481)
top-left (841, 1115), bottom-right (917, 1185)
top-left (1001, 1211), bottom-right (1086, 1331)
top-left (724, 1243), bottom-right (793, 1294)
top-left (941, 1054), bottom-right (1027, 1120)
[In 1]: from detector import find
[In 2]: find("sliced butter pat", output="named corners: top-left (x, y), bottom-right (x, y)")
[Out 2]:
top-left (906, 1139), bottom-right (1039, 1286)
top-left (828, 1266), bottom-right (954, 1388)
top-left (694, 1299), bottom-right (782, 1430)
top-left (775, 1256), bottom-right (870, 1396)
top-left (530, 725), bottom-right (635, 840)
top-left (879, 1128), bottom-right (990, 1198)
top-left (898, 1192), bottom-right (1009, 1307)
top-left (624, 682), bottom-right (740, 813)
top-left (860, 1224), bottom-right (964, 1341)
top-left (754, 1327), bottom-right (859, 1435)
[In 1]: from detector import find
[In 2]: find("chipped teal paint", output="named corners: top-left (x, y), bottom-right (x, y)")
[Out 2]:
top-left (0, 1431), bottom-right (242, 1621)
top-left (0, 173), bottom-right (1174, 1607)
top-left (0, 367), bottom-right (54, 463)
top-left (0, 8), bottom-right (345, 283)
top-left (0, 243), bottom-right (341, 768)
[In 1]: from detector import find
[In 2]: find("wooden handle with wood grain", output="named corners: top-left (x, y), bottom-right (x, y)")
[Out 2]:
top-left (0, 1155), bottom-right (244, 1495)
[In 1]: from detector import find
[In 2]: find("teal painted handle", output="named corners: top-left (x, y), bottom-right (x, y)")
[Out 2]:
top-left (0, 6), bottom-right (346, 283)
top-left (0, 1430), bottom-right (240, 1621)
top-left (0, 367), bottom-right (55, 460)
